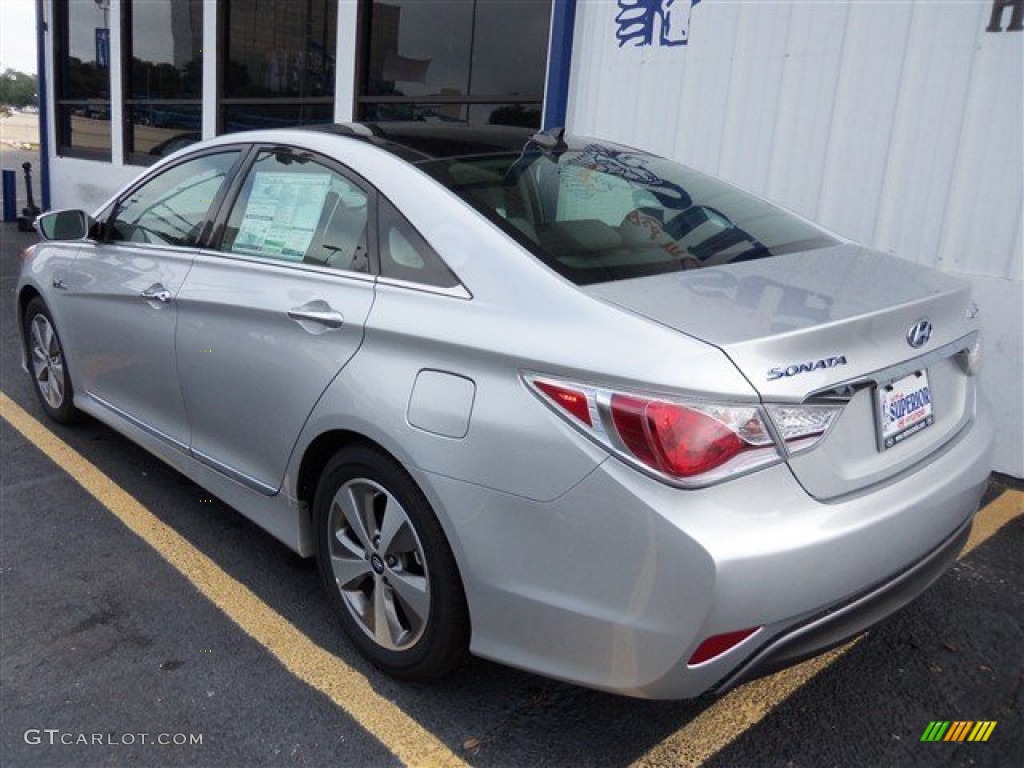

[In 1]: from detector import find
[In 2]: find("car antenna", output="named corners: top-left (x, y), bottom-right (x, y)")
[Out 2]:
top-left (529, 126), bottom-right (568, 157)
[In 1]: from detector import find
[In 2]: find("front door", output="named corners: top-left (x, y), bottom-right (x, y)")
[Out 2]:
top-left (62, 150), bottom-right (243, 447)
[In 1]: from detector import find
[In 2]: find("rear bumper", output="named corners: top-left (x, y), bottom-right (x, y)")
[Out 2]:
top-left (714, 513), bottom-right (972, 693)
top-left (415, 397), bottom-right (993, 699)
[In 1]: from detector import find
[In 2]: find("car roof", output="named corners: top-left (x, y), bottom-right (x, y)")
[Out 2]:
top-left (302, 122), bottom-right (536, 164)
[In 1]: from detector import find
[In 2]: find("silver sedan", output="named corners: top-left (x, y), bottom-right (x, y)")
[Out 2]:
top-left (17, 124), bottom-right (993, 698)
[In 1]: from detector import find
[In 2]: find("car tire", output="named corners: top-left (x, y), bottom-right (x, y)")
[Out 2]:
top-left (314, 445), bottom-right (469, 680)
top-left (23, 297), bottom-right (80, 424)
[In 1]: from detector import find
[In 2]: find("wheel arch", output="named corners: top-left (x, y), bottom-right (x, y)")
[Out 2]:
top-left (296, 429), bottom-right (467, 578)
top-left (297, 429), bottom-right (373, 518)
top-left (18, 284), bottom-right (42, 318)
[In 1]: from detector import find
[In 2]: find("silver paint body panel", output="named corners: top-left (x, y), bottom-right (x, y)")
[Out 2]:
top-left (16, 128), bottom-right (994, 698)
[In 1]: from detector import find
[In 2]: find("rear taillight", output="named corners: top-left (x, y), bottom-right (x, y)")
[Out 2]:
top-left (687, 627), bottom-right (762, 666)
top-left (764, 404), bottom-right (842, 455)
top-left (533, 380), bottom-right (593, 426)
top-left (526, 375), bottom-right (841, 487)
top-left (610, 395), bottom-right (773, 478)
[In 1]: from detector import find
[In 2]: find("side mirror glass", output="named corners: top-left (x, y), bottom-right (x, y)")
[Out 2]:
top-left (35, 209), bottom-right (93, 241)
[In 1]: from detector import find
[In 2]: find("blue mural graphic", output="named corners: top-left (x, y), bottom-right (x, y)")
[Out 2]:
top-left (615, 0), bottom-right (702, 48)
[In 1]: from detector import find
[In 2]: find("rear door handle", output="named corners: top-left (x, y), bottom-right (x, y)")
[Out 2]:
top-left (141, 284), bottom-right (172, 303)
top-left (288, 300), bottom-right (344, 331)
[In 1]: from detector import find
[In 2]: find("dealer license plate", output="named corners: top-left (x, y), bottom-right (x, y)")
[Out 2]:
top-left (876, 370), bottom-right (934, 451)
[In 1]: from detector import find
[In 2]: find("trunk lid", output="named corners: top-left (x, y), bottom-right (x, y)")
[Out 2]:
top-left (584, 245), bottom-right (981, 499)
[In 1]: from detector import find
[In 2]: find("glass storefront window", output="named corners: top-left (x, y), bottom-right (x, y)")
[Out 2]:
top-left (55, 104), bottom-right (113, 158)
top-left (361, 102), bottom-right (542, 128)
top-left (127, 0), bottom-right (202, 100)
top-left (220, 0), bottom-right (337, 134)
top-left (126, 105), bottom-right (203, 159)
top-left (124, 1), bottom-right (203, 164)
top-left (222, 0), bottom-right (336, 99)
top-left (359, 0), bottom-right (551, 129)
top-left (221, 103), bottom-right (335, 134)
top-left (55, 0), bottom-right (113, 158)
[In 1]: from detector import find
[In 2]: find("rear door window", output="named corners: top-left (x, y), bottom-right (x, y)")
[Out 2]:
top-left (220, 149), bottom-right (371, 274)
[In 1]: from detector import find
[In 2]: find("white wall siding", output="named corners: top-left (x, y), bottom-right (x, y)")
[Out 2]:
top-left (763, 5), bottom-right (849, 218)
top-left (49, 158), bottom-right (141, 213)
top-left (568, 0), bottom-right (1023, 476)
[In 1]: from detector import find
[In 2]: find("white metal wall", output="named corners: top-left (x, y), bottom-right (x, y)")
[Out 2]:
top-left (567, 0), bottom-right (1023, 476)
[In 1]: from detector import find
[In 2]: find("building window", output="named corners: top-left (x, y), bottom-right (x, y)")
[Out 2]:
top-left (219, 0), bottom-right (337, 133)
top-left (54, 0), bottom-right (113, 159)
top-left (123, 1), bottom-right (204, 164)
top-left (358, 0), bottom-right (552, 128)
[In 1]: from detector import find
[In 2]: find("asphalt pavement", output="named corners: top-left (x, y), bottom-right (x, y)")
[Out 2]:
top-left (1, 219), bottom-right (1021, 767)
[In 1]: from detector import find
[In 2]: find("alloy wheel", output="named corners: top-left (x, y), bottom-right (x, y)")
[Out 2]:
top-left (327, 478), bottom-right (431, 651)
top-left (29, 314), bottom-right (65, 410)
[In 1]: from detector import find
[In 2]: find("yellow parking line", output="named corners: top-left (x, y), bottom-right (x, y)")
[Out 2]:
top-left (631, 487), bottom-right (1023, 768)
top-left (964, 489), bottom-right (1024, 556)
top-left (0, 393), bottom-right (468, 768)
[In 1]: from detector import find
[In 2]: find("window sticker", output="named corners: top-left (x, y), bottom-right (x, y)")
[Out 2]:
top-left (233, 171), bottom-right (332, 260)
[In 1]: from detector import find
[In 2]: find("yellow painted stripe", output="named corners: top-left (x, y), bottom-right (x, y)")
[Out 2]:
top-left (0, 393), bottom-right (467, 768)
top-left (631, 488), bottom-right (1023, 767)
top-left (964, 490), bottom-right (1024, 554)
top-left (980, 721), bottom-right (997, 742)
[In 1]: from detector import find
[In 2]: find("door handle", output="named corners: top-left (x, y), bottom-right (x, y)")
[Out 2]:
top-left (288, 300), bottom-right (344, 331)
top-left (141, 284), bottom-right (172, 303)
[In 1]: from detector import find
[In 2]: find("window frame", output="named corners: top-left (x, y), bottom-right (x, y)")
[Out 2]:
top-left (53, 0), bottom-right (113, 160)
top-left (120, 0), bottom-right (205, 166)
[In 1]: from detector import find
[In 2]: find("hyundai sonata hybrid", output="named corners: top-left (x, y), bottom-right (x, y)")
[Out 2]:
top-left (17, 123), bottom-right (993, 698)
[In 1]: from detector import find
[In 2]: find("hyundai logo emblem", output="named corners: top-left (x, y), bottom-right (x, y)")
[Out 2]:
top-left (907, 319), bottom-right (933, 349)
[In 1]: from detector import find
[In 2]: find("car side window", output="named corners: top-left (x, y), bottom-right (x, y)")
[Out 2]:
top-left (378, 197), bottom-right (460, 288)
top-left (107, 151), bottom-right (241, 246)
top-left (220, 150), bottom-right (370, 274)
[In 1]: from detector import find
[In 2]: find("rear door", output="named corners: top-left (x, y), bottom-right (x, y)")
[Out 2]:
top-left (175, 147), bottom-right (376, 494)
top-left (60, 149), bottom-right (244, 447)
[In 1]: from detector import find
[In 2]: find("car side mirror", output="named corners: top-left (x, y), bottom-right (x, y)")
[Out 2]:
top-left (35, 209), bottom-right (95, 241)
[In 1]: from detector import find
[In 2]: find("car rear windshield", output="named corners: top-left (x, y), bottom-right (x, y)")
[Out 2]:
top-left (419, 141), bottom-right (836, 285)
